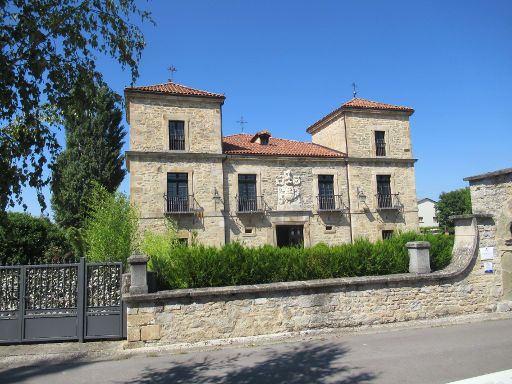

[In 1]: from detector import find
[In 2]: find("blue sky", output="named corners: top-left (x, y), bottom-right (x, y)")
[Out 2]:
top-left (16, 0), bottom-right (512, 217)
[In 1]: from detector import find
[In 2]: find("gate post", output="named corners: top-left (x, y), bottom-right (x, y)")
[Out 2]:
top-left (77, 257), bottom-right (86, 342)
top-left (406, 241), bottom-right (431, 274)
top-left (18, 266), bottom-right (26, 342)
top-left (128, 254), bottom-right (148, 294)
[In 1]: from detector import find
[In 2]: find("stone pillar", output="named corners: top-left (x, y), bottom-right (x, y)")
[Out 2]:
top-left (406, 241), bottom-right (431, 274)
top-left (128, 254), bottom-right (148, 294)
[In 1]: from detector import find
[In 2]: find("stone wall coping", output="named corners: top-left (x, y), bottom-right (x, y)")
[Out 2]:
top-left (123, 269), bottom-right (456, 303)
top-left (451, 214), bottom-right (493, 220)
top-left (463, 167), bottom-right (512, 182)
top-left (405, 241), bottom-right (430, 249)
top-left (128, 255), bottom-right (149, 265)
top-left (123, 216), bottom-right (479, 304)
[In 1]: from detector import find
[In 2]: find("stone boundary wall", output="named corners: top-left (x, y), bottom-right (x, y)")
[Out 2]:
top-left (123, 215), bottom-right (506, 347)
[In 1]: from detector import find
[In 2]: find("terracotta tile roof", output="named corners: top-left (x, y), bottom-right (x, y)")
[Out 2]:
top-left (222, 134), bottom-right (346, 158)
top-left (125, 82), bottom-right (225, 99)
top-left (343, 98), bottom-right (413, 112)
top-left (307, 97), bottom-right (414, 133)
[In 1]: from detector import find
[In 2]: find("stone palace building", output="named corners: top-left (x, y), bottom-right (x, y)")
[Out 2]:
top-left (124, 82), bottom-right (419, 247)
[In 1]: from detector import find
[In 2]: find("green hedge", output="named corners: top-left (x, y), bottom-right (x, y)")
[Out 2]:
top-left (144, 232), bottom-right (454, 290)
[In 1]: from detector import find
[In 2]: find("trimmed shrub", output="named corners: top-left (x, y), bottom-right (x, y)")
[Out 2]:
top-left (142, 231), bottom-right (454, 290)
top-left (0, 212), bottom-right (72, 265)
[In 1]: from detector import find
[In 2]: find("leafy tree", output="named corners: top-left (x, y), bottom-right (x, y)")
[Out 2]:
top-left (436, 188), bottom-right (472, 231)
top-left (83, 183), bottom-right (138, 266)
top-left (51, 84), bottom-right (126, 229)
top-left (0, 212), bottom-right (72, 265)
top-left (0, 0), bottom-right (152, 213)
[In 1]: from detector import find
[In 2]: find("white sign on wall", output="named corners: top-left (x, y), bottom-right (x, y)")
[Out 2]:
top-left (480, 247), bottom-right (495, 261)
top-left (484, 262), bottom-right (493, 273)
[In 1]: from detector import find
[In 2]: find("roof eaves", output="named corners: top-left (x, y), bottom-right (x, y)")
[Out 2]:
top-left (307, 99), bottom-right (415, 133)
top-left (223, 152), bottom-right (345, 159)
top-left (306, 106), bottom-right (344, 133)
top-left (124, 87), bottom-right (226, 99)
top-left (342, 105), bottom-right (414, 113)
top-left (418, 198), bottom-right (436, 204)
top-left (463, 167), bottom-right (512, 182)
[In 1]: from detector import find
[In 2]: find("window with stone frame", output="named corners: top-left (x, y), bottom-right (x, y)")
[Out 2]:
top-left (177, 238), bottom-right (189, 246)
top-left (169, 120), bottom-right (185, 150)
top-left (376, 175), bottom-right (392, 208)
top-left (375, 131), bottom-right (386, 156)
top-left (238, 174), bottom-right (257, 212)
top-left (382, 230), bottom-right (394, 240)
top-left (166, 172), bottom-right (189, 212)
top-left (318, 175), bottom-right (335, 210)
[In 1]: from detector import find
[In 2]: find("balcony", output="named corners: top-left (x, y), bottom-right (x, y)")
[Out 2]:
top-left (376, 193), bottom-right (402, 210)
top-left (169, 134), bottom-right (185, 150)
top-left (164, 195), bottom-right (201, 214)
top-left (317, 195), bottom-right (346, 212)
top-left (376, 141), bottom-right (386, 156)
top-left (236, 196), bottom-right (265, 213)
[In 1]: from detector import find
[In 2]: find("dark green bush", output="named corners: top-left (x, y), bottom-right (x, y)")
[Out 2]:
top-left (143, 232), bottom-right (454, 290)
top-left (0, 212), bottom-right (72, 265)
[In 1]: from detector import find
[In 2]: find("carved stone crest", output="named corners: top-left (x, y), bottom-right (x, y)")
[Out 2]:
top-left (276, 169), bottom-right (301, 210)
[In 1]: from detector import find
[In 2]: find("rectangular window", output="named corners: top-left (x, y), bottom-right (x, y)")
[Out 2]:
top-left (375, 131), bottom-right (386, 156)
top-left (318, 175), bottom-right (335, 210)
top-left (167, 173), bottom-right (188, 212)
top-left (169, 120), bottom-right (185, 150)
top-left (177, 238), bottom-right (188, 246)
top-left (382, 230), bottom-right (394, 240)
top-left (419, 217), bottom-right (424, 223)
top-left (238, 174), bottom-right (257, 211)
top-left (376, 175), bottom-right (392, 208)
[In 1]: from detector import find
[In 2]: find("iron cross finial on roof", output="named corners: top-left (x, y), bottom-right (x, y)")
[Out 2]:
top-left (237, 115), bottom-right (248, 133)
top-left (168, 65), bottom-right (177, 82)
top-left (352, 82), bottom-right (357, 98)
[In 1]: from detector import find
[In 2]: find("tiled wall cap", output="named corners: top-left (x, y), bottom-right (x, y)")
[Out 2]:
top-left (128, 255), bottom-right (149, 264)
top-left (405, 241), bottom-right (430, 249)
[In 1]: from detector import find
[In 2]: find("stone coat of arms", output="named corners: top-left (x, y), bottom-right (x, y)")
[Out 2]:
top-left (276, 169), bottom-right (302, 210)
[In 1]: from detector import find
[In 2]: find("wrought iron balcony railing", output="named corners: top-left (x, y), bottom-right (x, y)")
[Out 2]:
top-left (169, 134), bottom-right (185, 150)
top-left (164, 194), bottom-right (201, 214)
top-left (236, 196), bottom-right (265, 213)
top-left (376, 141), bottom-right (386, 156)
top-left (317, 195), bottom-right (346, 212)
top-left (376, 193), bottom-right (402, 210)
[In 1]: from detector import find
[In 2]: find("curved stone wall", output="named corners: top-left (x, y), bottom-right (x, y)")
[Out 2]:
top-left (124, 215), bottom-right (505, 347)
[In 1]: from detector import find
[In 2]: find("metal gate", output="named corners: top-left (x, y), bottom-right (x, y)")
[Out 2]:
top-left (0, 258), bottom-right (125, 344)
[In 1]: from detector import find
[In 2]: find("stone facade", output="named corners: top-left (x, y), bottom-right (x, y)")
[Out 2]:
top-left (464, 168), bottom-right (512, 302)
top-left (125, 83), bottom-right (419, 245)
top-left (223, 157), bottom-right (351, 246)
top-left (127, 93), bottom-right (223, 154)
top-left (346, 161), bottom-right (418, 240)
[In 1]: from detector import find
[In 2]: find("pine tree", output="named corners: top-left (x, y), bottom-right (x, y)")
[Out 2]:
top-left (51, 84), bottom-right (126, 229)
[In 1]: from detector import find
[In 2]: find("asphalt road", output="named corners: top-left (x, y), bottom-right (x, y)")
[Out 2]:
top-left (1, 318), bottom-right (511, 384)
